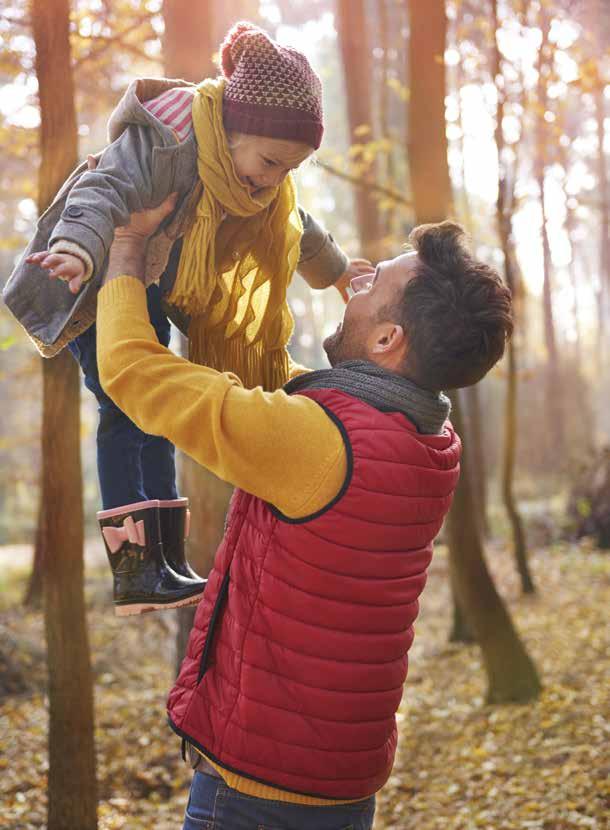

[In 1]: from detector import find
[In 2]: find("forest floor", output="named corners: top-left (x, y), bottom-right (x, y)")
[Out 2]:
top-left (0, 537), bottom-right (608, 830)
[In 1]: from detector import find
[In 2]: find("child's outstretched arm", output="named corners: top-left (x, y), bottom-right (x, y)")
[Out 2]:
top-left (29, 123), bottom-right (178, 291)
top-left (25, 249), bottom-right (88, 294)
top-left (296, 208), bottom-right (372, 302)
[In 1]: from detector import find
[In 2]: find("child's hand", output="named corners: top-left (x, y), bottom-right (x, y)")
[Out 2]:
top-left (335, 258), bottom-right (374, 304)
top-left (25, 250), bottom-right (87, 295)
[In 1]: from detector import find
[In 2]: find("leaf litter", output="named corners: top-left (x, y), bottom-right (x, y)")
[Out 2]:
top-left (0, 539), bottom-right (608, 829)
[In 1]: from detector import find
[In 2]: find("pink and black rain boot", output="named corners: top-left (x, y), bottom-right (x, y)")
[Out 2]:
top-left (97, 499), bottom-right (205, 616)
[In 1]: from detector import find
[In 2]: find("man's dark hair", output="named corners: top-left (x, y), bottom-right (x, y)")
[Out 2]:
top-left (387, 222), bottom-right (513, 391)
top-left (391, 221), bottom-right (513, 391)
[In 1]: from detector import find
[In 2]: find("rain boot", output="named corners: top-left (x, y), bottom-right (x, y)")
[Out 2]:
top-left (158, 498), bottom-right (205, 584)
top-left (97, 499), bottom-right (205, 616)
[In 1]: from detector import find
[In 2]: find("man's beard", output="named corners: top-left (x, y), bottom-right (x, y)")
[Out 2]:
top-left (323, 320), bottom-right (367, 366)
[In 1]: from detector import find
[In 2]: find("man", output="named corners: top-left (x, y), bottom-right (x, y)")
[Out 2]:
top-left (95, 196), bottom-right (512, 829)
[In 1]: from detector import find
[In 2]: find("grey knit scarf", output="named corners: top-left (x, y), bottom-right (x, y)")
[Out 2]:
top-left (284, 359), bottom-right (451, 434)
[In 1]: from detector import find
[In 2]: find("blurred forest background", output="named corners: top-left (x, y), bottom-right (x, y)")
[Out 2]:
top-left (0, 1), bottom-right (608, 829)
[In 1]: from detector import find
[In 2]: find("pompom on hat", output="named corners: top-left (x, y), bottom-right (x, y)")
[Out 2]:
top-left (219, 21), bottom-right (324, 150)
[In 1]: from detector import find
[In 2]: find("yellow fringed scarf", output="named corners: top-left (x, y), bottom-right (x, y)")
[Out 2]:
top-left (168, 78), bottom-right (303, 391)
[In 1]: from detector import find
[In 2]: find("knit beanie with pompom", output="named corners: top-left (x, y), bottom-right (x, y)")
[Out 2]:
top-left (220, 21), bottom-right (324, 150)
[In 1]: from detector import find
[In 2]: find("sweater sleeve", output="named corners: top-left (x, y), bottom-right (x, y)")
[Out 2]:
top-left (96, 276), bottom-right (346, 519)
top-left (297, 207), bottom-right (349, 289)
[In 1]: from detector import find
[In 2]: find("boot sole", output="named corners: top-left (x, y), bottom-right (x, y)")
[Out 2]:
top-left (114, 591), bottom-right (203, 617)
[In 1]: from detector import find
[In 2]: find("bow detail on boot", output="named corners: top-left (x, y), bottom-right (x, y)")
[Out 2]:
top-left (102, 516), bottom-right (146, 553)
top-left (97, 499), bottom-right (205, 616)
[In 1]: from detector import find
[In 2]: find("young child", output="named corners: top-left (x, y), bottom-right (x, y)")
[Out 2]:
top-left (4, 22), bottom-right (370, 616)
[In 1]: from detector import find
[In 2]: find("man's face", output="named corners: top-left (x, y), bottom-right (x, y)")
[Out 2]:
top-left (323, 252), bottom-right (418, 366)
top-left (228, 134), bottom-right (313, 195)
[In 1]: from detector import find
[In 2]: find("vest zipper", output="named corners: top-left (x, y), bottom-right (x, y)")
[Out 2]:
top-left (197, 569), bottom-right (230, 683)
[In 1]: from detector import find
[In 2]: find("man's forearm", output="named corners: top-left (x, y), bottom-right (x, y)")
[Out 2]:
top-left (103, 234), bottom-right (147, 286)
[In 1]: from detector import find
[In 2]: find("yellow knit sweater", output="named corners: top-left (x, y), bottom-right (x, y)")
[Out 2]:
top-left (97, 276), bottom-right (358, 805)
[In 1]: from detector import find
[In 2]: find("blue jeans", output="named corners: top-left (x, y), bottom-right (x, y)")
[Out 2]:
top-left (68, 283), bottom-right (178, 509)
top-left (183, 771), bottom-right (376, 830)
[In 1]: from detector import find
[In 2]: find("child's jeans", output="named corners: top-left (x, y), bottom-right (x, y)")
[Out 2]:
top-left (183, 770), bottom-right (376, 830)
top-left (68, 283), bottom-right (178, 510)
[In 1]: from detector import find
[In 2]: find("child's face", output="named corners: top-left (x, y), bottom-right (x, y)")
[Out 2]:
top-left (228, 134), bottom-right (313, 195)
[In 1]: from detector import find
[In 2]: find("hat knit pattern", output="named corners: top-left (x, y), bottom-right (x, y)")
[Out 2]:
top-left (221, 21), bottom-right (324, 149)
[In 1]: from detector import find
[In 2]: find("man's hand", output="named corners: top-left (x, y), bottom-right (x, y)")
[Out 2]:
top-left (114, 192), bottom-right (179, 244)
top-left (104, 192), bottom-right (178, 286)
top-left (335, 258), bottom-right (374, 303)
top-left (25, 250), bottom-right (87, 295)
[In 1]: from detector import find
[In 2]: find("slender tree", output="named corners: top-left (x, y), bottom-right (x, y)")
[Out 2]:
top-left (407, 0), bottom-right (541, 701)
top-left (23, 500), bottom-right (44, 607)
top-left (406, 0), bottom-right (452, 225)
top-left (447, 392), bottom-right (542, 701)
top-left (163, 0), bottom-right (216, 81)
top-left (336, 0), bottom-right (382, 261)
top-left (31, 0), bottom-right (97, 826)
top-left (162, 0), bottom-right (234, 671)
top-left (378, 0), bottom-right (397, 241)
top-left (594, 81), bottom-right (609, 355)
top-left (449, 573), bottom-right (475, 644)
top-left (464, 384), bottom-right (491, 538)
top-left (534, 4), bottom-right (565, 452)
top-left (492, 0), bottom-right (534, 594)
top-left (453, 51), bottom-right (490, 538)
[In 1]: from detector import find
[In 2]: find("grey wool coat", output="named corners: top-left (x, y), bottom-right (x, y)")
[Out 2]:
top-left (2, 78), bottom-right (349, 357)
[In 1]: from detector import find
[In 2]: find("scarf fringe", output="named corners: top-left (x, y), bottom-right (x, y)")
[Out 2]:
top-left (189, 319), bottom-right (289, 392)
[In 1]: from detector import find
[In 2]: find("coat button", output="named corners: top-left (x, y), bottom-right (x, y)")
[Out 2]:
top-left (65, 205), bottom-right (84, 218)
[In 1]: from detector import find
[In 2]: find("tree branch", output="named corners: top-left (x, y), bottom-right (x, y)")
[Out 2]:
top-left (72, 15), bottom-right (155, 70)
top-left (316, 159), bottom-right (412, 208)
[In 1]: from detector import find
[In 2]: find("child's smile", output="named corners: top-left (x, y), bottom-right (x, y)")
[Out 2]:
top-left (228, 134), bottom-right (313, 193)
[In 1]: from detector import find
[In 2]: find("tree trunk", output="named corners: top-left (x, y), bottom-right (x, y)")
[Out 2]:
top-left (162, 0), bottom-right (216, 81)
top-left (535, 8), bottom-right (564, 453)
top-left (492, 0), bottom-right (534, 595)
top-left (501, 337), bottom-right (534, 592)
top-left (407, 0), bottom-right (540, 700)
top-left (32, 3), bottom-right (97, 824)
top-left (447, 393), bottom-right (541, 702)
top-left (560, 162), bottom-right (596, 454)
top-left (406, 0), bottom-right (452, 225)
top-left (594, 84), bottom-right (609, 356)
top-left (464, 384), bottom-right (490, 538)
top-left (378, 0), bottom-right (396, 241)
top-left (23, 498), bottom-right (45, 608)
top-left (336, 0), bottom-right (382, 261)
top-left (162, 1), bottom-right (234, 673)
top-left (449, 567), bottom-right (475, 644)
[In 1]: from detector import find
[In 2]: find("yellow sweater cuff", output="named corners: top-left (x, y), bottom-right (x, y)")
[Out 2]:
top-left (98, 274), bottom-right (148, 314)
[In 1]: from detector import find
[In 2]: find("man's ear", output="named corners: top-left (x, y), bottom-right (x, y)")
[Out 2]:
top-left (370, 323), bottom-right (406, 355)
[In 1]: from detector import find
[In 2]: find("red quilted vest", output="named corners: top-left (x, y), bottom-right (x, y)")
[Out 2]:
top-left (167, 389), bottom-right (461, 799)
